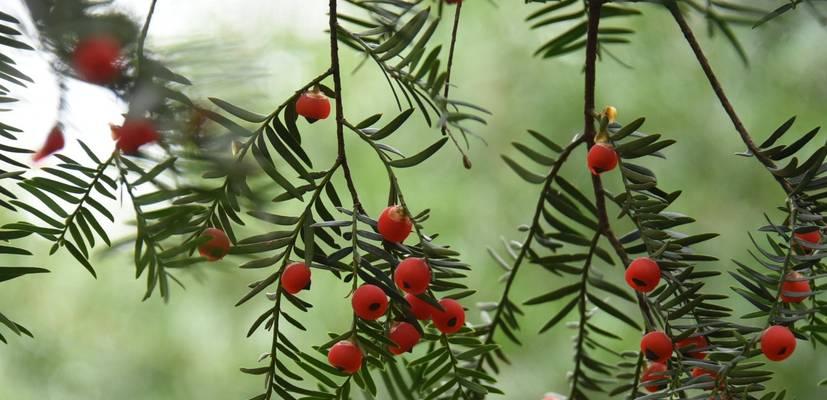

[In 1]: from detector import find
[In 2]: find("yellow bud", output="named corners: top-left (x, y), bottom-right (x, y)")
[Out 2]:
top-left (604, 106), bottom-right (617, 123)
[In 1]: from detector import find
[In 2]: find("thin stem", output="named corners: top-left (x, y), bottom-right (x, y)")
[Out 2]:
top-left (54, 153), bottom-right (115, 247)
top-left (666, 2), bottom-right (794, 195)
top-left (329, 0), bottom-right (364, 214)
top-left (136, 0), bottom-right (159, 76)
top-left (474, 136), bottom-right (585, 368)
top-left (439, 2), bottom-right (470, 164)
top-left (568, 231), bottom-right (603, 399)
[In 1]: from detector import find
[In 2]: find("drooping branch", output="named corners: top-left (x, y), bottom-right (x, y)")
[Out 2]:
top-left (329, 0), bottom-right (363, 214)
top-left (136, 0), bottom-right (159, 76)
top-left (665, 2), bottom-right (794, 195)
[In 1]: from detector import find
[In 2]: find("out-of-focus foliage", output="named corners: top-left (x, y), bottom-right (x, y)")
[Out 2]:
top-left (2, 0), bottom-right (827, 399)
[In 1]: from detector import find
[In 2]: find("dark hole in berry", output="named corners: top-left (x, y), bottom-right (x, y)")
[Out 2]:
top-left (334, 365), bottom-right (344, 372)
top-left (369, 303), bottom-right (381, 311)
top-left (645, 349), bottom-right (659, 361)
top-left (305, 117), bottom-right (318, 124)
top-left (778, 346), bottom-right (787, 355)
top-left (633, 278), bottom-right (647, 287)
top-left (447, 317), bottom-right (457, 327)
top-left (403, 281), bottom-right (411, 289)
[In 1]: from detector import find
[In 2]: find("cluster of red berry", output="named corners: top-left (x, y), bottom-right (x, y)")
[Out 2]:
top-left (196, 205), bottom-right (467, 375)
top-left (33, 34), bottom-right (160, 163)
top-left (329, 206), bottom-right (467, 374)
top-left (583, 108), bottom-right (818, 395)
top-left (625, 232), bottom-right (818, 393)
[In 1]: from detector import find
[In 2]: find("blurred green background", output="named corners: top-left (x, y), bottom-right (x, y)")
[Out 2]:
top-left (2, 1), bottom-right (827, 399)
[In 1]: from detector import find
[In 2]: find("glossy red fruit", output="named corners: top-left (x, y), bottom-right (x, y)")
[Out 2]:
top-left (72, 35), bottom-right (122, 84)
top-left (761, 325), bottom-right (796, 362)
top-left (641, 362), bottom-right (668, 393)
top-left (327, 341), bottom-right (363, 374)
top-left (388, 322), bottom-right (421, 355)
top-left (295, 91), bottom-right (331, 122)
top-left (377, 205), bottom-right (413, 243)
top-left (352, 284), bottom-right (388, 320)
top-left (625, 257), bottom-right (661, 293)
top-left (405, 293), bottom-right (433, 321)
top-left (33, 127), bottom-right (65, 162)
top-left (114, 119), bottom-right (160, 154)
top-left (587, 142), bottom-right (618, 175)
top-left (432, 298), bottom-right (465, 334)
top-left (794, 229), bottom-right (821, 245)
top-left (281, 262), bottom-right (311, 294)
top-left (198, 228), bottom-right (230, 261)
top-left (676, 335), bottom-right (709, 359)
top-left (395, 257), bottom-right (431, 295)
top-left (781, 271), bottom-right (811, 303)
top-left (641, 331), bottom-right (673, 363)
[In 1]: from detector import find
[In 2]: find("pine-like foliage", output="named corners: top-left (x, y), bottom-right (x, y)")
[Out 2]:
top-left (2, 1), bottom-right (827, 399)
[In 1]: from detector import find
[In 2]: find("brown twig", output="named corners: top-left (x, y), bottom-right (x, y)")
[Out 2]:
top-left (330, 0), bottom-right (364, 214)
top-left (666, 2), bottom-right (794, 195)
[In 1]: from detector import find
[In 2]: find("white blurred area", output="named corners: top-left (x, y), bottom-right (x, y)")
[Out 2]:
top-left (1, 0), bottom-right (329, 164)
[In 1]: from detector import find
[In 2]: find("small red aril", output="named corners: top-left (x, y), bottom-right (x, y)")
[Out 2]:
top-left (377, 205), bottom-right (413, 243)
top-left (432, 298), bottom-right (465, 334)
top-left (641, 331), bottom-right (673, 363)
top-left (388, 322), bottom-right (421, 355)
top-left (295, 90), bottom-right (331, 123)
top-left (641, 362), bottom-right (668, 393)
top-left (760, 325), bottom-right (796, 362)
top-left (794, 229), bottom-right (821, 246)
top-left (198, 228), bottom-right (230, 261)
top-left (281, 262), bottom-right (311, 294)
top-left (72, 35), bottom-right (122, 84)
top-left (114, 119), bottom-right (160, 154)
top-left (405, 293), bottom-right (433, 321)
top-left (781, 271), bottom-right (811, 303)
top-left (33, 126), bottom-right (65, 162)
top-left (676, 335), bottom-right (709, 359)
top-left (352, 284), bottom-right (388, 320)
top-left (587, 142), bottom-right (618, 175)
top-left (395, 257), bottom-right (431, 295)
top-left (327, 341), bottom-right (362, 374)
top-left (625, 257), bottom-right (661, 293)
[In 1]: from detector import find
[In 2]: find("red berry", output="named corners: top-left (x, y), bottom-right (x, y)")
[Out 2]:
top-left (114, 119), bottom-right (160, 154)
top-left (352, 284), bottom-right (388, 320)
top-left (395, 257), bottom-right (431, 295)
top-left (587, 142), bottom-right (618, 175)
top-left (72, 35), bottom-right (122, 84)
top-left (625, 257), bottom-right (661, 293)
top-left (198, 228), bottom-right (230, 261)
top-left (432, 298), bottom-right (465, 334)
top-left (327, 341), bottom-right (363, 374)
top-left (641, 331), bottom-right (673, 363)
top-left (676, 335), bottom-right (708, 359)
top-left (388, 322), bottom-right (421, 355)
top-left (794, 229), bottom-right (821, 245)
top-left (281, 262), bottom-right (311, 294)
top-left (760, 325), bottom-right (796, 362)
top-left (781, 271), bottom-right (811, 303)
top-left (405, 293), bottom-right (433, 321)
top-left (641, 362), bottom-right (668, 393)
top-left (295, 91), bottom-right (331, 122)
top-left (33, 127), bottom-right (65, 162)
top-left (377, 205), bottom-right (413, 243)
